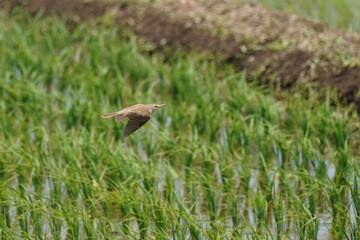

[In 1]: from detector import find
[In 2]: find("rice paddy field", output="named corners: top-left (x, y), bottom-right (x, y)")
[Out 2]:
top-left (0, 4), bottom-right (360, 240)
top-left (245, 0), bottom-right (360, 32)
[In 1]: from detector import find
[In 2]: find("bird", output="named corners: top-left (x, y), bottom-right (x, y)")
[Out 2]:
top-left (101, 103), bottom-right (166, 137)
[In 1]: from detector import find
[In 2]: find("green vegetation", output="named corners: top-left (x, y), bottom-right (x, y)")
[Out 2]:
top-left (244, 0), bottom-right (360, 32)
top-left (0, 8), bottom-right (359, 239)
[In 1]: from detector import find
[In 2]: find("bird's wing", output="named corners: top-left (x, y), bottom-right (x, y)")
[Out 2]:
top-left (123, 116), bottom-right (151, 137)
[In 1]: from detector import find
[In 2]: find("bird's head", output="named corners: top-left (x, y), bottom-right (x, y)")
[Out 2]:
top-left (148, 104), bottom-right (166, 114)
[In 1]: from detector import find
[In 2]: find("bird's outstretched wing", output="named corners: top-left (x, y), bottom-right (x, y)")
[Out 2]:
top-left (123, 116), bottom-right (150, 137)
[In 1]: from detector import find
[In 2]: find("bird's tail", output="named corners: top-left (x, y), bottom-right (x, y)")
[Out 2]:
top-left (101, 112), bottom-right (118, 118)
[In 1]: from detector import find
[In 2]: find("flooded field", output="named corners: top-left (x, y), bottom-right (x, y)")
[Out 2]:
top-left (0, 4), bottom-right (359, 240)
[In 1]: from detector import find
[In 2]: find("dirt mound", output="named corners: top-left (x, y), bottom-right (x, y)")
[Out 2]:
top-left (5, 0), bottom-right (360, 111)
top-left (116, 6), bottom-right (241, 57)
top-left (319, 67), bottom-right (360, 106)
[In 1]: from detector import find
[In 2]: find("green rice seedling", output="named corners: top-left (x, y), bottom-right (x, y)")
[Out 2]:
top-left (216, 147), bottom-right (244, 236)
top-left (277, 170), bottom-right (312, 238)
top-left (170, 218), bottom-right (186, 240)
top-left (81, 207), bottom-right (96, 240)
top-left (313, 107), bottom-right (333, 153)
top-left (272, 135), bottom-right (294, 171)
top-left (0, 188), bottom-right (11, 230)
top-left (49, 176), bottom-right (62, 207)
top-left (14, 173), bottom-right (30, 237)
top-left (151, 199), bottom-right (170, 239)
top-left (98, 217), bottom-right (114, 240)
top-left (238, 158), bottom-right (252, 215)
top-left (250, 122), bottom-right (274, 160)
top-left (141, 166), bottom-right (157, 196)
top-left (117, 43), bottom-right (151, 85)
top-left (283, 95), bottom-right (311, 137)
top-left (172, 190), bottom-right (205, 239)
top-left (80, 177), bottom-right (94, 203)
top-left (310, 155), bottom-right (328, 181)
top-left (295, 196), bottom-right (318, 238)
top-left (27, 197), bottom-right (45, 240)
top-left (293, 141), bottom-right (307, 172)
top-left (272, 198), bottom-right (285, 239)
top-left (199, 152), bottom-right (225, 238)
top-left (100, 195), bottom-right (112, 224)
top-left (164, 165), bottom-right (176, 205)
top-left (0, 227), bottom-right (12, 240)
top-left (15, 199), bottom-right (29, 238)
top-left (350, 176), bottom-right (360, 239)
top-left (186, 175), bottom-right (200, 215)
top-left (118, 197), bottom-right (133, 236)
top-left (335, 149), bottom-right (351, 191)
top-left (131, 200), bottom-right (148, 240)
top-left (327, 184), bottom-right (348, 239)
top-left (217, 147), bottom-right (235, 193)
top-left (103, 151), bottom-right (140, 192)
top-left (227, 193), bottom-right (241, 237)
top-left (301, 173), bottom-right (320, 239)
top-left (61, 205), bottom-right (81, 240)
top-left (258, 154), bottom-right (274, 205)
top-left (253, 190), bottom-right (267, 234)
top-left (48, 206), bottom-right (63, 240)
top-left (187, 221), bottom-right (203, 240)
top-left (184, 151), bottom-right (195, 184)
top-left (63, 176), bottom-right (81, 203)
top-left (201, 162), bottom-right (219, 223)
top-left (331, 112), bottom-right (351, 151)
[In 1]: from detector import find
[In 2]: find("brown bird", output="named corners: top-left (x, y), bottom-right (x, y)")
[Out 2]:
top-left (101, 104), bottom-right (166, 137)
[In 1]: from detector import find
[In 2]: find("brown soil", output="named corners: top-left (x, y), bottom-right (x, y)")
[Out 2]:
top-left (5, 0), bottom-right (360, 111)
top-left (115, 6), bottom-right (241, 57)
top-left (319, 67), bottom-right (360, 106)
top-left (265, 50), bottom-right (313, 87)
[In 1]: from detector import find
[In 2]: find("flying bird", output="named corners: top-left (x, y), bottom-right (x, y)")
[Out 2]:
top-left (101, 104), bottom-right (166, 137)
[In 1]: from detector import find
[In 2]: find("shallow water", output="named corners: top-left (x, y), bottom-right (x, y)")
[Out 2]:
top-left (2, 153), bottom-right (354, 240)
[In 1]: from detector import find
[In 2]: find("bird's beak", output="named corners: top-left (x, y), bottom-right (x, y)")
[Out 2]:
top-left (159, 104), bottom-right (166, 108)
